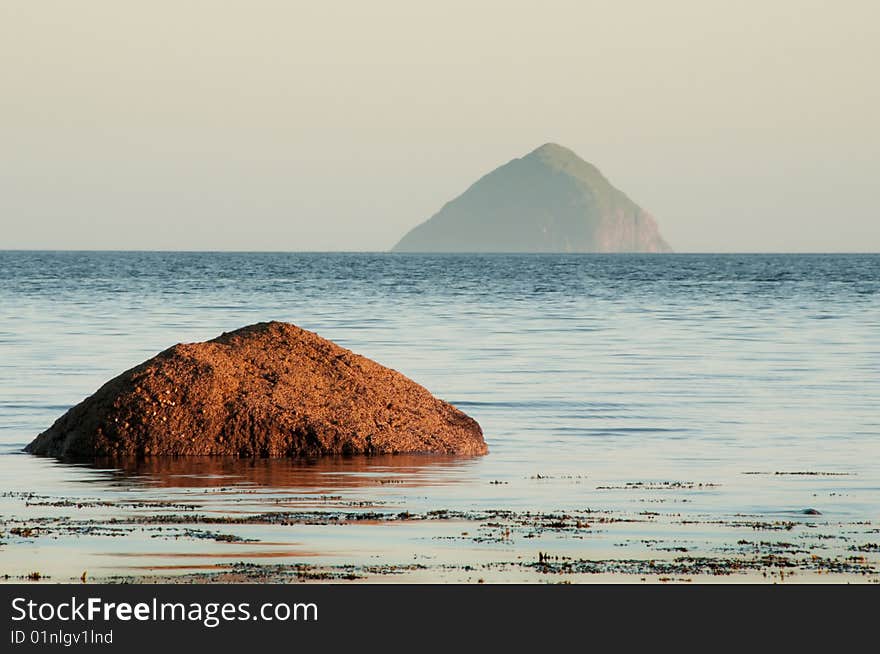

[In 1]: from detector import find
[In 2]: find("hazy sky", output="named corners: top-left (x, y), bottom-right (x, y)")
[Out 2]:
top-left (1, 0), bottom-right (878, 252)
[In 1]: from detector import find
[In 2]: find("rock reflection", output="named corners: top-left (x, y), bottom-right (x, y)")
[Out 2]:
top-left (66, 454), bottom-right (479, 491)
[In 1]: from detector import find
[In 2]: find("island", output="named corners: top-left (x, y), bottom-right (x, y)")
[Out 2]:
top-left (393, 143), bottom-right (672, 253)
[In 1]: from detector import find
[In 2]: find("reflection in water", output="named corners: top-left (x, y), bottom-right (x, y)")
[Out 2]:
top-left (69, 454), bottom-right (480, 490)
top-left (102, 550), bottom-right (323, 559)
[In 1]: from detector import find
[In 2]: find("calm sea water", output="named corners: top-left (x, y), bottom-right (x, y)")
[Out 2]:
top-left (1, 252), bottom-right (878, 582)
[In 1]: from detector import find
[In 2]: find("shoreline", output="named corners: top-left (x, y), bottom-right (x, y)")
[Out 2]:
top-left (3, 490), bottom-right (877, 585)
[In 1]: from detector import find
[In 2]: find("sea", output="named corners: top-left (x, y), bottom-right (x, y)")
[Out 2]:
top-left (1, 252), bottom-right (878, 582)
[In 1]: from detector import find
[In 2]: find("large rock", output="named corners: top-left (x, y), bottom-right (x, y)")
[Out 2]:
top-left (26, 322), bottom-right (487, 458)
top-left (393, 142), bottom-right (672, 253)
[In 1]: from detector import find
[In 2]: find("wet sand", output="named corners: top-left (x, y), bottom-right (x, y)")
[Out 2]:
top-left (1, 455), bottom-right (877, 584)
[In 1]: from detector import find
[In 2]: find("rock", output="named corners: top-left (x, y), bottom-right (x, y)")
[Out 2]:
top-left (801, 508), bottom-right (822, 515)
top-left (393, 142), bottom-right (672, 253)
top-left (26, 322), bottom-right (487, 458)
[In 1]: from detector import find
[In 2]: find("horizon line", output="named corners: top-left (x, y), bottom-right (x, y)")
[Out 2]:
top-left (1, 249), bottom-right (878, 255)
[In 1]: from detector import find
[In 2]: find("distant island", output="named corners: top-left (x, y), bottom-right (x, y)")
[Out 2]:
top-left (392, 143), bottom-right (672, 253)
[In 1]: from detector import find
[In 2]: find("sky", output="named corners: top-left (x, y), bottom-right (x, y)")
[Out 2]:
top-left (1, 0), bottom-right (878, 252)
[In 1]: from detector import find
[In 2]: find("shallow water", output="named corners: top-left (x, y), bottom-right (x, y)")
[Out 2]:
top-left (1, 252), bottom-right (879, 582)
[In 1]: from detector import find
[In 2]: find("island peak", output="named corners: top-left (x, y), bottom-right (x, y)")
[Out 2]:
top-left (393, 143), bottom-right (671, 253)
